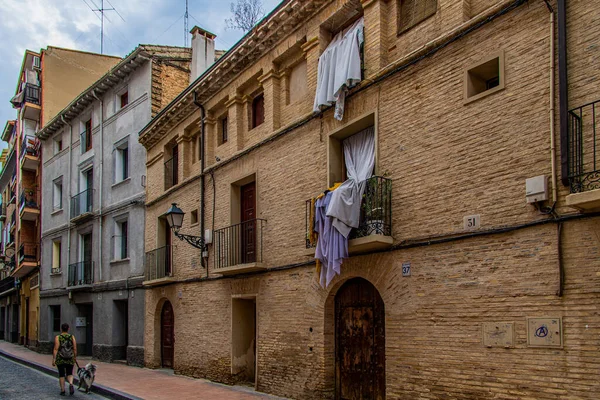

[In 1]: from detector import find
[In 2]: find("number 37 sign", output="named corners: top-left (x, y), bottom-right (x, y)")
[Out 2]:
top-left (402, 262), bottom-right (411, 277)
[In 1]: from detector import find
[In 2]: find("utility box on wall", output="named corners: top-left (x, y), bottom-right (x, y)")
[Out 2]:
top-left (525, 175), bottom-right (548, 203)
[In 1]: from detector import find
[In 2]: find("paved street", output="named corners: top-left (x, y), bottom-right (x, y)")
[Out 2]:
top-left (0, 356), bottom-right (107, 399)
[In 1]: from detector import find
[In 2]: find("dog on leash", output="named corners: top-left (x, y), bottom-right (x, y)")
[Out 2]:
top-left (76, 362), bottom-right (97, 394)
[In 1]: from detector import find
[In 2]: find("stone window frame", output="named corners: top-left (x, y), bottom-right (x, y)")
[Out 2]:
top-left (113, 135), bottom-right (130, 185)
top-left (463, 50), bottom-right (506, 105)
top-left (112, 213), bottom-right (129, 262)
top-left (52, 176), bottom-right (63, 213)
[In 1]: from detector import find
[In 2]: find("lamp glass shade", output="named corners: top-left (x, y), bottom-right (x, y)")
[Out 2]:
top-left (166, 203), bottom-right (185, 230)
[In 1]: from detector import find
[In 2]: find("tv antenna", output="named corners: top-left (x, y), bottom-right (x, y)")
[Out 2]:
top-left (91, 0), bottom-right (117, 54)
top-left (184, 0), bottom-right (189, 47)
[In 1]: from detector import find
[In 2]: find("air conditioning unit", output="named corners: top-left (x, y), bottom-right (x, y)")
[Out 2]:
top-left (32, 56), bottom-right (41, 70)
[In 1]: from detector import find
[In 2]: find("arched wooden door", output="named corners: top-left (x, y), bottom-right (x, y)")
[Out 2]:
top-left (335, 278), bottom-right (385, 400)
top-left (161, 301), bottom-right (174, 368)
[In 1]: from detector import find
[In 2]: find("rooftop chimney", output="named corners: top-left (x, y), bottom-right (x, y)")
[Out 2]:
top-left (190, 26), bottom-right (216, 83)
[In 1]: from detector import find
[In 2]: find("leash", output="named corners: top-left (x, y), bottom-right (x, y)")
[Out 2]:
top-left (75, 359), bottom-right (81, 370)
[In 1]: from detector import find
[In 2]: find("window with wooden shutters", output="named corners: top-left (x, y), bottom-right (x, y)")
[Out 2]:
top-left (397, 0), bottom-right (437, 34)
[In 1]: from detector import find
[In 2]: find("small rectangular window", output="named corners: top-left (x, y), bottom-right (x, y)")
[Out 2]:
top-left (464, 51), bottom-right (505, 104)
top-left (120, 91), bottom-right (129, 108)
top-left (114, 218), bottom-right (129, 260)
top-left (121, 147), bottom-right (129, 180)
top-left (52, 240), bottom-right (62, 272)
top-left (191, 209), bottom-right (198, 225)
top-left (398, 0), bottom-right (437, 34)
top-left (114, 141), bottom-right (130, 183)
top-left (251, 94), bottom-right (264, 129)
top-left (82, 118), bottom-right (92, 153)
top-left (53, 179), bottom-right (63, 211)
top-left (50, 305), bottom-right (61, 332)
top-left (54, 135), bottom-right (63, 155)
top-left (218, 116), bottom-right (228, 146)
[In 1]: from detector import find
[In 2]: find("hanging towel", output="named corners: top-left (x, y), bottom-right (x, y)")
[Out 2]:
top-left (313, 17), bottom-right (364, 121)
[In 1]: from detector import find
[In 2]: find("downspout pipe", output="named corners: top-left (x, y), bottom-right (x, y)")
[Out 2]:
top-left (61, 115), bottom-right (73, 279)
top-left (91, 89), bottom-right (103, 282)
top-left (193, 91), bottom-right (207, 278)
top-left (543, 0), bottom-right (557, 203)
top-left (558, 0), bottom-right (569, 186)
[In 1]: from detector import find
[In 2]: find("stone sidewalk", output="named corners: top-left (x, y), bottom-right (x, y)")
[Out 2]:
top-left (0, 341), bottom-right (287, 400)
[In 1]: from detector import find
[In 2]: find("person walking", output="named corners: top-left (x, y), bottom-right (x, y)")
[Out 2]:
top-left (52, 323), bottom-right (78, 396)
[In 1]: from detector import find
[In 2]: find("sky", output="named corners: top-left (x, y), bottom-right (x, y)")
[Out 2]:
top-left (0, 0), bottom-right (281, 136)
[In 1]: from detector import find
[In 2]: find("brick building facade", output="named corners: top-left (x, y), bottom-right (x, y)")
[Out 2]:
top-left (139, 0), bottom-right (600, 398)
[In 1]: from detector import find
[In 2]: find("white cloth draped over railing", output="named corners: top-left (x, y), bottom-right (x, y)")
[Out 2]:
top-left (313, 17), bottom-right (364, 121)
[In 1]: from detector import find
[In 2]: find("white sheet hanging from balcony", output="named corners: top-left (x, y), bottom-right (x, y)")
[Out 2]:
top-left (326, 126), bottom-right (375, 238)
top-left (313, 17), bottom-right (364, 121)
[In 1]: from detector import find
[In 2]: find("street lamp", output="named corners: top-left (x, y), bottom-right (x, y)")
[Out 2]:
top-left (165, 203), bottom-right (205, 250)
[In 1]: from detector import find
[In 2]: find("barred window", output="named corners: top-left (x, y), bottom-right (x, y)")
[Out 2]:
top-left (398, 0), bottom-right (437, 34)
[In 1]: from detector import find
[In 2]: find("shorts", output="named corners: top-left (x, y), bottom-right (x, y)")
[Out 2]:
top-left (57, 363), bottom-right (74, 378)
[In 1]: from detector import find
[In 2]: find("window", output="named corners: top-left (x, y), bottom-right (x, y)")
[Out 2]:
top-left (114, 217), bottom-right (128, 260)
top-left (120, 91), bottom-right (129, 108)
top-left (52, 240), bottom-right (62, 273)
top-left (53, 135), bottom-right (63, 155)
top-left (114, 140), bottom-right (129, 183)
top-left (191, 209), bottom-right (198, 225)
top-left (464, 51), bottom-right (505, 104)
top-left (251, 94), bottom-right (264, 129)
top-left (165, 143), bottom-right (179, 189)
top-left (50, 305), bottom-right (61, 332)
top-left (82, 118), bottom-right (92, 153)
top-left (219, 116), bottom-right (228, 145)
top-left (53, 178), bottom-right (63, 211)
top-left (398, 0), bottom-right (437, 34)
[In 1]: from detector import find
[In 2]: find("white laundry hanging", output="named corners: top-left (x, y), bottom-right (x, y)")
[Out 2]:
top-left (326, 126), bottom-right (375, 238)
top-left (313, 17), bottom-right (364, 121)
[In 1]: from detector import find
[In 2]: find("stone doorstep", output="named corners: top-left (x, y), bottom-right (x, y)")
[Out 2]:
top-left (0, 349), bottom-right (141, 400)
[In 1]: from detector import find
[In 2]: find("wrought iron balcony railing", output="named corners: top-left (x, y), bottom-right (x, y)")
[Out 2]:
top-left (70, 189), bottom-right (94, 219)
top-left (214, 219), bottom-right (265, 269)
top-left (19, 187), bottom-right (40, 211)
top-left (9, 210), bottom-right (16, 230)
top-left (164, 156), bottom-right (178, 189)
top-left (68, 261), bottom-right (93, 287)
top-left (0, 276), bottom-right (15, 294)
top-left (20, 135), bottom-right (40, 159)
top-left (305, 176), bottom-right (392, 248)
top-left (23, 83), bottom-right (41, 105)
top-left (18, 242), bottom-right (39, 264)
top-left (145, 245), bottom-right (172, 281)
top-left (568, 99), bottom-right (600, 193)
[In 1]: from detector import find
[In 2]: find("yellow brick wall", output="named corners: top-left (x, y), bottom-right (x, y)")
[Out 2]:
top-left (142, 0), bottom-right (600, 398)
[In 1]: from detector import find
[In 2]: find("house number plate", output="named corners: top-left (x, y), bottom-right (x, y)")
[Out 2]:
top-left (402, 262), bottom-right (411, 277)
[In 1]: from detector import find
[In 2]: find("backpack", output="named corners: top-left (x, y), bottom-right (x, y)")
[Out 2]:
top-left (58, 334), bottom-right (74, 360)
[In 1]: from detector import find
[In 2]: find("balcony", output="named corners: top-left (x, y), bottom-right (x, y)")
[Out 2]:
top-left (143, 245), bottom-right (174, 286)
top-left (19, 187), bottom-right (40, 221)
top-left (214, 219), bottom-right (266, 275)
top-left (0, 276), bottom-right (16, 296)
top-left (164, 156), bottom-right (178, 190)
top-left (0, 202), bottom-right (5, 222)
top-left (70, 189), bottom-right (94, 223)
top-left (9, 210), bottom-right (16, 233)
top-left (20, 135), bottom-right (40, 171)
top-left (12, 243), bottom-right (39, 278)
top-left (21, 83), bottom-right (41, 120)
top-left (68, 261), bottom-right (93, 288)
top-left (306, 176), bottom-right (393, 254)
top-left (566, 100), bottom-right (600, 211)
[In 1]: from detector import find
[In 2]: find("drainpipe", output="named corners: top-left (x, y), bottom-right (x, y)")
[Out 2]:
top-left (61, 115), bottom-right (73, 281)
top-left (558, 0), bottom-right (569, 186)
top-left (91, 89), bottom-right (104, 282)
top-left (543, 0), bottom-right (557, 203)
top-left (193, 91), bottom-right (207, 277)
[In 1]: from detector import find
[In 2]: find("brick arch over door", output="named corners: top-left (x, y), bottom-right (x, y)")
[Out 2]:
top-left (322, 276), bottom-right (386, 400)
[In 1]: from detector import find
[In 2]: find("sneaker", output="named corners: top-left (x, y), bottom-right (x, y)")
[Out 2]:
top-left (69, 384), bottom-right (74, 395)
top-left (60, 392), bottom-right (66, 396)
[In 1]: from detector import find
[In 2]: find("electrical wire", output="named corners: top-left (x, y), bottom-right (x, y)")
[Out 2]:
top-left (151, 13), bottom-right (186, 44)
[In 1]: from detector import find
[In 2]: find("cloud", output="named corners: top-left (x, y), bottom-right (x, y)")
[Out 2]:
top-left (0, 0), bottom-right (284, 127)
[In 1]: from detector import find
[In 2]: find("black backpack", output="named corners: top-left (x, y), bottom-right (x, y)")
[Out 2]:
top-left (58, 334), bottom-right (74, 360)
